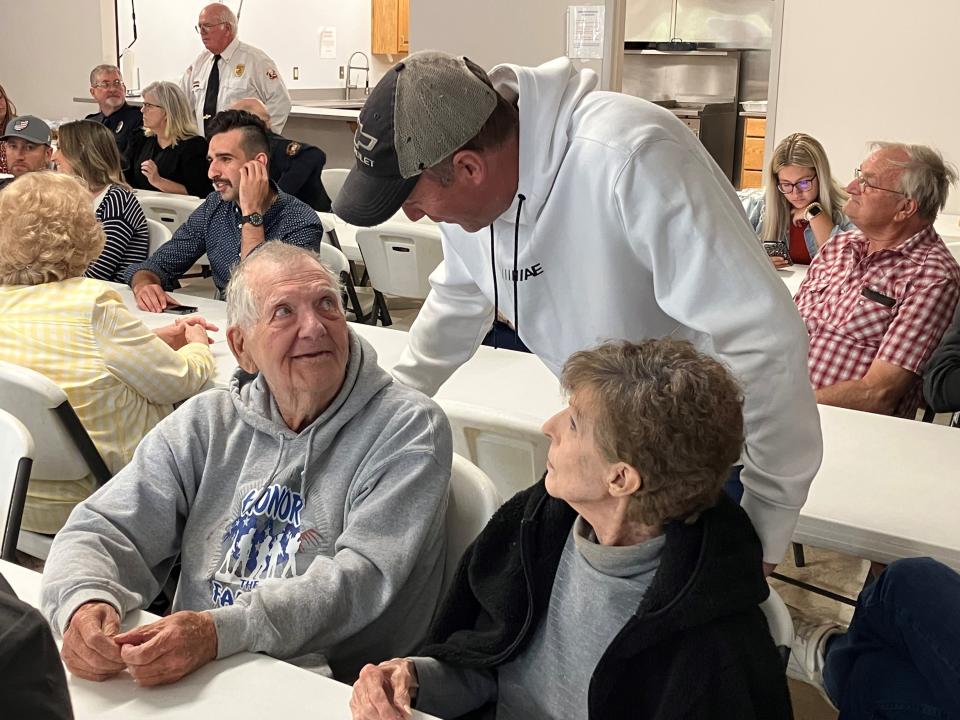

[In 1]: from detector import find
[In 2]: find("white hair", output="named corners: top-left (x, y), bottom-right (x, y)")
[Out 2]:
top-left (226, 241), bottom-right (343, 329)
top-left (870, 141), bottom-right (958, 222)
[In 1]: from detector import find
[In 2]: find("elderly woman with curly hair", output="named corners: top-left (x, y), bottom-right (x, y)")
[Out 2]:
top-left (124, 80), bottom-right (210, 197)
top-left (351, 339), bottom-right (791, 720)
top-left (0, 172), bottom-right (217, 535)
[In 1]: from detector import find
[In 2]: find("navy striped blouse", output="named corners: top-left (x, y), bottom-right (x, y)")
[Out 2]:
top-left (85, 184), bottom-right (149, 283)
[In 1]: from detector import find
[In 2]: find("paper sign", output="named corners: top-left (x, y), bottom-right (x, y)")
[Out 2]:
top-left (566, 5), bottom-right (605, 60)
top-left (318, 26), bottom-right (337, 59)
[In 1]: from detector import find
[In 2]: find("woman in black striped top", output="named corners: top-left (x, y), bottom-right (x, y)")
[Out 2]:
top-left (53, 120), bottom-right (149, 282)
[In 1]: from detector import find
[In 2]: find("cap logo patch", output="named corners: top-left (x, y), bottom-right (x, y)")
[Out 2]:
top-left (355, 123), bottom-right (378, 152)
top-left (13, 120), bottom-right (28, 131)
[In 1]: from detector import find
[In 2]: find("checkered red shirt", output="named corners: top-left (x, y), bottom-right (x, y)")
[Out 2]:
top-left (794, 225), bottom-right (960, 417)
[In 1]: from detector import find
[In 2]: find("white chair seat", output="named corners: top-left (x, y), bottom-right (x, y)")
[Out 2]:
top-left (321, 168), bottom-right (350, 205)
top-left (445, 454), bottom-right (502, 591)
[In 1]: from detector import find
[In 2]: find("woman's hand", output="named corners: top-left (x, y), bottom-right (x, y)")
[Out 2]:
top-left (350, 659), bottom-right (419, 720)
top-left (791, 205), bottom-right (809, 227)
top-left (770, 255), bottom-right (791, 270)
top-left (141, 159), bottom-right (162, 188)
top-left (155, 316), bottom-right (218, 349)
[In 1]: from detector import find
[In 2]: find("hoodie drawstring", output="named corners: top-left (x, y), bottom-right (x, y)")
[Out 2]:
top-left (488, 193), bottom-right (527, 350)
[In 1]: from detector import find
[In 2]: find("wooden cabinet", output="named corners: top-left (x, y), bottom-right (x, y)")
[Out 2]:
top-left (739, 116), bottom-right (766, 189)
top-left (372, 0), bottom-right (409, 55)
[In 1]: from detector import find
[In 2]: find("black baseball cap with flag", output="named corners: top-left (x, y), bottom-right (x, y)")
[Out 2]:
top-left (333, 51), bottom-right (498, 227)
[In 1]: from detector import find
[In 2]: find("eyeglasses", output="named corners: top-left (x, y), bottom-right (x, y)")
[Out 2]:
top-left (195, 21), bottom-right (228, 33)
top-left (141, 102), bottom-right (163, 111)
top-left (853, 167), bottom-right (906, 196)
top-left (777, 175), bottom-right (817, 194)
top-left (92, 80), bottom-right (124, 90)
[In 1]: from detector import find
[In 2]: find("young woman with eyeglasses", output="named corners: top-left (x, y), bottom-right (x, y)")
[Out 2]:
top-left (740, 133), bottom-right (853, 268)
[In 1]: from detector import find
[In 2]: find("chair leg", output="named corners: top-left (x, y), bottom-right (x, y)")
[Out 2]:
top-left (340, 271), bottom-right (367, 323)
top-left (371, 291), bottom-right (392, 327)
top-left (792, 542), bottom-right (806, 568)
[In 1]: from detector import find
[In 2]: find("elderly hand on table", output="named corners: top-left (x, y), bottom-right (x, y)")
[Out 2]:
top-left (61, 601), bottom-right (127, 681)
top-left (350, 658), bottom-right (419, 720)
top-left (154, 315), bottom-right (218, 350)
top-left (113, 611), bottom-right (219, 686)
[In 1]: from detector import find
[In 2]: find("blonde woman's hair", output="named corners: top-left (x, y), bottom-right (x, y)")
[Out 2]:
top-left (0, 172), bottom-right (105, 285)
top-left (762, 133), bottom-right (848, 243)
top-left (142, 80), bottom-right (201, 146)
top-left (57, 120), bottom-right (127, 191)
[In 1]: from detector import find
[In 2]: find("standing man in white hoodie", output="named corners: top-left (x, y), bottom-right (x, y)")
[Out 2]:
top-left (334, 51), bottom-right (822, 572)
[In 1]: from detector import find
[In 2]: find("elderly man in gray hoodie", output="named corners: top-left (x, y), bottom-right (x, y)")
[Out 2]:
top-left (41, 241), bottom-right (452, 686)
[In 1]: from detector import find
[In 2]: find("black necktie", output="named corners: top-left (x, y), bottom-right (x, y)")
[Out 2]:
top-left (203, 54), bottom-right (221, 135)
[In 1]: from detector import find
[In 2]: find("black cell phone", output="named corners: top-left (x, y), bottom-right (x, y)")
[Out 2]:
top-left (163, 304), bottom-right (199, 315)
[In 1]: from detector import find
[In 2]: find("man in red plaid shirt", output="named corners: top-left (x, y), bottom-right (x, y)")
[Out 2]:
top-left (794, 142), bottom-right (960, 418)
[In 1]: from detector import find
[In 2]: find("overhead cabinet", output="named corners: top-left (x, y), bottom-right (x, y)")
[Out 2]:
top-left (372, 0), bottom-right (410, 55)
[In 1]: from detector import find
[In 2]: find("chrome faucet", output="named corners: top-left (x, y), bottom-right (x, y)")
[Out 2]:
top-left (345, 51), bottom-right (370, 101)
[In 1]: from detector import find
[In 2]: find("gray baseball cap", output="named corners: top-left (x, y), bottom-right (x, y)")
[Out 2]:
top-left (2, 116), bottom-right (53, 146)
top-left (333, 51), bottom-right (498, 227)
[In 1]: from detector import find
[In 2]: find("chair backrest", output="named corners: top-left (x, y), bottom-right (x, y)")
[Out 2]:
top-left (146, 218), bottom-right (172, 255)
top-left (945, 240), bottom-right (960, 265)
top-left (439, 400), bottom-right (549, 501)
top-left (445, 454), bottom-right (502, 591)
top-left (0, 408), bottom-right (34, 562)
top-left (760, 584), bottom-right (794, 668)
top-left (320, 168), bottom-right (350, 204)
top-left (137, 193), bottom-right (204, 233)
top-left (356, 222), bottom-right (444, 300)
top-left (0, 361), bottom-right (111, 486)
top-left (318, 242), bottom-right (350, 277)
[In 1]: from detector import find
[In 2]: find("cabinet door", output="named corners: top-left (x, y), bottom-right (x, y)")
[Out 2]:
top-left (372, 0), bottom-right (399, 54)
top-left (624, 0), bottom-right (674, 41)
top-left (397, 0), bottom-right (409, 52)
top-left (674, 0), bottom-right (773, 48)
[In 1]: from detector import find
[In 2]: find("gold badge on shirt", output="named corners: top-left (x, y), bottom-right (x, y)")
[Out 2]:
top-left (286, 142), bottom-right (301, 157)
top-left (234, 64), bottom-right (245, 77)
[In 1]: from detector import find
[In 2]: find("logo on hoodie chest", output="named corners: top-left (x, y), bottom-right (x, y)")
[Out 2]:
top-left (499, 263), bottom-right (544, 283)
top-left (210, 479), bottom-right (324, 607)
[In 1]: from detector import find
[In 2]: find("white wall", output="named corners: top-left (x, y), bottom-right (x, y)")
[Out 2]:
top-left (0, 0), bottom-right (115, 121)
top-left (410, 0), bottom-right (622, 90)
top-left (115, 0), bottom-right (390, 91)
top-left (772, 0), bottom-right (960, 213)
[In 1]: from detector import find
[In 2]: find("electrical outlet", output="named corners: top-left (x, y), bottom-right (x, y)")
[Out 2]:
top-left (293, 66), bottom-right (299, 80)
top-left (339, 66), bottom-right (345, 80)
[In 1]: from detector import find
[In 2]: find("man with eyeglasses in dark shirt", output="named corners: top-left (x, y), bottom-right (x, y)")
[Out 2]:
top-left (84, 64), bottom-right (143, 159)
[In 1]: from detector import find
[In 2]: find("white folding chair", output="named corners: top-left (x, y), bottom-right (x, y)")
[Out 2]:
top-left (0, 408), bottom-right (34, 563)
top-left (136, 192), bottom-right (204, 233)
top-left (321, 168), bottom-right (350, 205)
top-left (445, 454), bottom-right (502, 592)
top-left (438, 400), bottom-right (550, 501)
top-left (0, 361), bottom-right (112, 560)
top-left (145, 218), bottom-right (172, 255)
top-left (760, 584), bottom-right (794, 669)
top-left (318, 216), bottom-right (369, 322)
top-left (355, 222), bottom-right (444, 326)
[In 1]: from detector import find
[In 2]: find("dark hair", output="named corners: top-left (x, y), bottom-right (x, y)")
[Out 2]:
top-left (206, 109), bottom-right (270, 160)
top-left (426, 62), bottom-right (519, 185)
top-left (0, 82), bottom-right (16, 130)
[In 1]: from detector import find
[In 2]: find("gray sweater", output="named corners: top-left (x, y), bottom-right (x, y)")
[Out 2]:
top-left (414, 517), bottom-right (664, 719)
top-left (41, 330), bottom-right (452, 679)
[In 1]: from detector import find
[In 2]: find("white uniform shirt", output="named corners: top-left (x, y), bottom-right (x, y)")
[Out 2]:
top-left (180, 36), bottom-right (292, 133)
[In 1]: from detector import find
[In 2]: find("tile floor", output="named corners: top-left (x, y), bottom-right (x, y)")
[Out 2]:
top-left (179, 275), bottom-right (868, 718)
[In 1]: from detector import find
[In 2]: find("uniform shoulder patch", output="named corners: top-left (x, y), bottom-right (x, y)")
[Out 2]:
top-left (285, 142), bottom-right (301, 157)
top-left (266, 68), bottom-right (279, 80)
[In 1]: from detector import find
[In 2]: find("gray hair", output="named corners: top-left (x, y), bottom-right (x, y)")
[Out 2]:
top-left (90, 64), bottom-right (122, 86)
top-left (226, 241), bottom-right (343, 329)
top-left (871, 141), bottom-right (958, 222)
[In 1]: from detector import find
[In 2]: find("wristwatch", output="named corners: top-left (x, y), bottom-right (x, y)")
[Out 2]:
top-left (804, 203), bottom-right (823, 222)
top-left (239, 212), bottom-right (264, 227)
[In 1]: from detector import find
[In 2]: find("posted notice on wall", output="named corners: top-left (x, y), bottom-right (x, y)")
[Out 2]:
top-left (318, 26), bottom-right (337, 59)
top-left (566, 5), bottom-right (604, 59)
